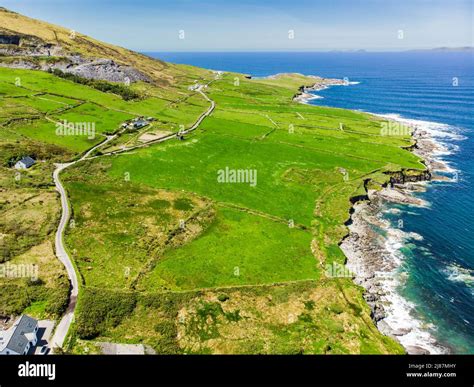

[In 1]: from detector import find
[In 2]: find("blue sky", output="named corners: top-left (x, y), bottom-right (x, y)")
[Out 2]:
top-left (2, 0), bottom-right (473, 51)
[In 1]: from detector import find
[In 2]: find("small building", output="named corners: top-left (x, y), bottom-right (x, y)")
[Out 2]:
top-left (133, 120), bottom-right (148, 129)
top-left (188, 84), bottom-right (200, 91)
top-left (0, 315), bottom-right (39, 355)
top-left (14, 156), bottom-right (35, 170)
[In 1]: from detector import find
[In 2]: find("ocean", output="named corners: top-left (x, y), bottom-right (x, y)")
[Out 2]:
top-left (148, 51), bottom-right (474, 353)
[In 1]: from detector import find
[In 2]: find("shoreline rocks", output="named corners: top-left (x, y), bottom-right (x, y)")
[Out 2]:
top-left (292, 76), bottom-right (348, 103)
top-left (340, 122), bottom-right (451, 354)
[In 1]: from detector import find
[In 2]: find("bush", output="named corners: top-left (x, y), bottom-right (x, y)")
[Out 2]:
top-left (0, 284), bottom-right (29, 316)
top-left (75, 288), bottom-right (137, 339)
top-left (153, 320), bottom-right (180, 354)
top-left (225, 309), bottom-right (241, 322)
top-left (304, 300), bottom-right (315, 310)
top-left (44, 276), bottom-right (70, 316)
top-left (173, 198), bottom-right (194, 211)
top-left (154, 320), bottom-right (176, 336)
top-left (48, 69), bottom-right (141, 101)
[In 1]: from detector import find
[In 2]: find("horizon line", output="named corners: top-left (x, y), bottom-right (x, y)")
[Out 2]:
top-left (141, 47), bottom-right (474, 53)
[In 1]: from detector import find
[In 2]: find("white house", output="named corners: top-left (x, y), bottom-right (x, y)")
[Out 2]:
top-left (14, 156), bottom-right (35, 170)
top-left (0, 315), bottom-right (39, 355)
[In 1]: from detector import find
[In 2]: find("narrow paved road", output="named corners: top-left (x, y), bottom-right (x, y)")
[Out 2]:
top-left (186, 87), bottom-right (215, 132)
top-left (49, 84), bottom-right (215, 352)
top-left (50, 135), bottom-right (116, 352)
top-left (50, 162), bottom-right (77, 351)
top-left (97, 85), bottom-right (215, 157)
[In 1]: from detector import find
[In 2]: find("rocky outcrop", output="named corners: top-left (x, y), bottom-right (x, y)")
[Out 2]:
top-left (386, 169), bottom-right (431, 186)
top-left (66, 58), bottom-right (150, 83)
top-left (0, 34), bottom-right (20, 45)
top-left (338, 118), bottom-right (452, 354)
top-left (0, 28), bottom-right (61, 56)
top-left (293, 76), bottom-right (348, 103)
top-left (0, 25), bottom-right (150, 84)
top-left (0, 54), bottom-right (151, 84)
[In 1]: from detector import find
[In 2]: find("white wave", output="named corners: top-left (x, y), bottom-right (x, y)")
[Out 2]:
top-left (376, 226), bottom-right (449, 353)
top-left (299, 94), bottom-right (324, 104)
top-left (376, 113), bottom-right (467, 141)
top-left (407, 232), bottom-right (424, 241)
top-left (384, 208), bottom-right (402, 215)
top-left (375, 112), bottom-right (465, 175)
top-left (377, 269), bottom-right (448, 354)
top-left (328, 81), bottom-right (361, 87)
top-left (443, 263), bottom-right (474, 288)
top-left (307, 94), bottom-right (324, 100)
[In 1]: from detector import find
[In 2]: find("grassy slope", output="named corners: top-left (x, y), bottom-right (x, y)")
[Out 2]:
top-left (0, 9), bottom-right (422, 353)
top-left (0, 67), bottom-right (415, 352)
top-left (76, 280), bottom-right (403, 354)
top-left (63, 73), bottom-right (416, 353)
top-left (0, 7), bottom-right (210, 86)
top-left (0, 7), bottom-right (214, 322)
top-left (105, 73), bottom-right (422, 289)
top-left (0, 67), bottom-right (213, 152)
top-left (0, 130), bottom-right (71, 319)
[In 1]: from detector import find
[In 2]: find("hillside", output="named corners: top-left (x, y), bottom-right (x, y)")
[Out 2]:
top-left (0, 8), bottom-right (426, 354)
top-left (0, 7), bottom-right (209, 86)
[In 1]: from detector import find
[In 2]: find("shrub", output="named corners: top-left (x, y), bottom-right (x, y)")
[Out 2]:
top-left (75, 288), bottom-right (137, 339)
top-left (304, 300), bottom-right (315, 310)
top-left (173, 198), bottom-right (194, 211)
top-left (153, 320), bottom-right (180, 354)
top-left (225, 309), bottom-right (241, 322)
top-left (48, 69), bottom-right (141, 101)
top-left (0, 284), bottom-right (29, 316)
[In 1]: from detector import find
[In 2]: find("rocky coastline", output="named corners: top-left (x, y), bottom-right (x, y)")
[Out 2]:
top-left (289, 75), bottom-right (348, 103)
top-left (340, 120), bottom-right (453, 354)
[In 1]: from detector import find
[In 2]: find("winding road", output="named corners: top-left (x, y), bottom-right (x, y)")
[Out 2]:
top-left (50, 135), bottom-right (116, 351)
top-left (49, 84), bottom-right (215, 352)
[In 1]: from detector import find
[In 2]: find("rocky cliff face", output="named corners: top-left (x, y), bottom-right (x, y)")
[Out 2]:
top-left (1, 54), bottom-right (151, 85)
top-left (386, 169), bottom-right (432, 186)
top-left (65, 58), bottom-right (151, 83)
top-left (0, 28), bottom-right (61, 56)
top-left (0, 55), bottom-right (150, 83)
top-left (0, 34), bottom-right (20, 45)
top-left (0, 27), bottom-right (150, 83)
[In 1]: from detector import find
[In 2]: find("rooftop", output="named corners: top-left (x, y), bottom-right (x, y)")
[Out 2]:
top-left (17, 156), bottom-right (35, 168)
top-left (0, 315), bottom-right (38, 354)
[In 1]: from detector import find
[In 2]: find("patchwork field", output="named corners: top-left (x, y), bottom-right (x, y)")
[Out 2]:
top-left (1, 57), bottom-right (421, 353)
top-left (0, 60), bottom-right (214, 322)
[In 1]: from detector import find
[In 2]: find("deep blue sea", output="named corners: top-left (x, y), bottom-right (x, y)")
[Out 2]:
top-left (148, 51), bottom-right (474, 353)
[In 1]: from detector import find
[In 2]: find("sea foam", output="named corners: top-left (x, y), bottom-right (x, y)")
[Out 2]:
top-left (377, 219), bottom-right (449, 354)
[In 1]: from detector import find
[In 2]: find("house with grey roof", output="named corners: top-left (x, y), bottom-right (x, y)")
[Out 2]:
top-left (133, 119), bottom-right (148, 129)
top-left (0, 315), bottom-right (38, 355)
top-left (14, 156), bottom-right (35, 170)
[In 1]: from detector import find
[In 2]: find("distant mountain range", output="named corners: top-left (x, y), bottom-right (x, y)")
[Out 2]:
top-left (327, 47), bottom-right (474, 53)
top-left (410, 47), bottom-right (474, 52)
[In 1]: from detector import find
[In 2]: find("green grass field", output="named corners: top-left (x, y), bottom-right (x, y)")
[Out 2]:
top-left (0, 67), bottom-right (213, 153)
top-left (138, 206), bottom-right (320, 291)
top-left (0, 61), bottom-right (420, 354)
